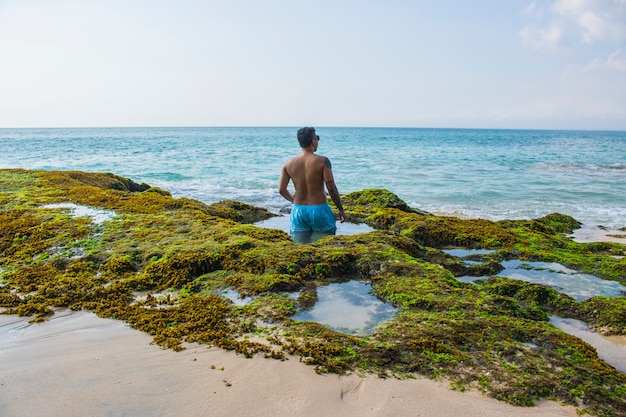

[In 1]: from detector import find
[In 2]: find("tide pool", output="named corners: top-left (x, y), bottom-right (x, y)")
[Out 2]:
top-left (291, 280), bottom-right (397, 335)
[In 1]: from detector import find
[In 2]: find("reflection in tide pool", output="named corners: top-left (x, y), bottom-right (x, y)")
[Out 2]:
top-left (442, 249), bottom-right (495, 258)
top-left (497, 260), bottom-right (626, 301)
top-left (446, 248), bottom-right (626, 302)
top-left (292, 280), bottom-right (397, 335)
top-left (443, 249), bottom-right (496, 266)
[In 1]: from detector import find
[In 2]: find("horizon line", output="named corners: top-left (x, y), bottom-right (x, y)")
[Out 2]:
top-left (1, 125), bottom-right (625, 133)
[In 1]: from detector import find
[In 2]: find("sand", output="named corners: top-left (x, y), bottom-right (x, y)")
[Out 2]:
top-left (0, 310), bottom-right (579, 417)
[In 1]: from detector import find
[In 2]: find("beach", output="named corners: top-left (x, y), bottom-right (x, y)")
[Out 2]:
top-left (0, 310), bottom-right (579, 417)
top-left (3, 0), bottom-right (626, 413)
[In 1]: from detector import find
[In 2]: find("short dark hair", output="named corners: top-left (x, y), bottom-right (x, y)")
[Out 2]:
top-left (297, 127), bottom-right (316, 148)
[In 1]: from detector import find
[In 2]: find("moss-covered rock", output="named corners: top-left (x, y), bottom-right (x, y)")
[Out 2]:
top-left (1, 168), bottom-right (625, 416)
top-left (342, 188), bottom-right (430, 214)
top-left (580, 296), bottom-right (626, 335)
top-left (207, 200), bottom-right (275, 223)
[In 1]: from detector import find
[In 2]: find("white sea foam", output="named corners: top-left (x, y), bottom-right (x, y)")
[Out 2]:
top-left (42, 203), bottom-right (117, 225)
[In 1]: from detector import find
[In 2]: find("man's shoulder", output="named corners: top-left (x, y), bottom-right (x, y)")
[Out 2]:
top-left (316, 154), bottom-right (332, 167)
top-left (284, 155), bottom-right (305, 171)
top-left (286, 153), bottom-right (330, 166)
top-left (284, 155), bottom-right (302, 164)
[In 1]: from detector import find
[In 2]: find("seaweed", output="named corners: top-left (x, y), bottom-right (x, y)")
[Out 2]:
top-left (2, 168), bottom-right (625, 416)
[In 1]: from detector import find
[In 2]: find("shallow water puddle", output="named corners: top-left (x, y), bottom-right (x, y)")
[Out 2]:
top-left (447, 248), bottom-right (626, 372)
top-left (498, 260), bottom-right (626, 301)
top-left (220, 289), bottom-right (254, 306)
top-left (443, 249), bottom-right (496, 265)
top-left (291, 280), bottom-right (397, 335)
top-left (456, 258), bottom-right (626, 301)
top-left (42, 202), bottom-right (117, 225)
top-left (254, 216), bottom-right (374, 236)
top-left (445, 249), bottom-right (626, 301)
top-left (442, 248), bottom-right (495, 258)
top-left (219, 281), bottom-right (396, 334)
top-left (550, 316), bottom-right (626, 373)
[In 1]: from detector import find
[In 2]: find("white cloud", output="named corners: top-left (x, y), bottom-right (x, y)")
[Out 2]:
top-left (520, 0), bottom-right (626, 52)
top-left (551, 0), bottom-right (624, 43)
top-left (584, 49), bottom-right (626, 71)
top-left (519, 24), bottom-right (566, 53)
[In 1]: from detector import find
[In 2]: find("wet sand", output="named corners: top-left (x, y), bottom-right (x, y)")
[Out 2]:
top-left (0, 310), bottom-right (579, 417)
top-left (550, 317), bottom-right (626, 373)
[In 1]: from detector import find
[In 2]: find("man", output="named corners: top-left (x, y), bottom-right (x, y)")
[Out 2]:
top-left (278, 127), bottom-right (345, 243)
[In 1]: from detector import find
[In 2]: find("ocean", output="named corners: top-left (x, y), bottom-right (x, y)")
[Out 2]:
top-left (1, 126), bottom-right (625, 229)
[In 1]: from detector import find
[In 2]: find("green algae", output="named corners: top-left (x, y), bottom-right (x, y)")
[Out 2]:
top-left (207, 200), bottom-right (275, 223)
top-left (1, 169), bottom-right (626, 416)
top-left (579, 296), bottom-right (626, 335)
top-left (340, 188), bottom-right (429, 216)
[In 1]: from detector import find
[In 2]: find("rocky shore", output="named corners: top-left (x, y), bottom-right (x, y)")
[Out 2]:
top-left (1, 168), bottom-right (625, 416)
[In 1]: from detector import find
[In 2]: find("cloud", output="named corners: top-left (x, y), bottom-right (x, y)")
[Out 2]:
top-left (519, 23), bottom-right (566, 53)
top-left (520, 0), bottom-right (626, 52)
top-left (584, 49), bottom-right (626, 71)
top-left (552, 0), bottom-right (604, 44)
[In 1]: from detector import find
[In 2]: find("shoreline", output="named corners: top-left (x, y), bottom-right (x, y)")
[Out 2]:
top-left (0, 310), bottom-right (579, 417)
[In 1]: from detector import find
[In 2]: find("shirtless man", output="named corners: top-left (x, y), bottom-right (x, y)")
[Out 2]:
top-left (278, 127), bottom-right (345, 243)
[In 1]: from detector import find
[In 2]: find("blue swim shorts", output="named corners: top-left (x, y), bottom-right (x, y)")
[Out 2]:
top-left (290, 203), bottom-right (337, 234)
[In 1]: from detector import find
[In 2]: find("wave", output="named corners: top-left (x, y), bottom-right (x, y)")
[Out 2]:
top-left (602, 164), bottom-right (626, 170)
top-left (411, 200), bottom-right (626, 230)
top-left (538, 163), bottom-right (626, 172)
top-left (143, 172), bottom-right (195, 181)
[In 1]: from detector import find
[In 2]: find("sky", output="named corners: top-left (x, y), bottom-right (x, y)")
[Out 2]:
top-left (0, 0), bottom-right (625, 130)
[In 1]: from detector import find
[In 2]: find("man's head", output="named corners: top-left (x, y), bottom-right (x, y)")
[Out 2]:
top-left (297, 127), bottom-right (319, 148)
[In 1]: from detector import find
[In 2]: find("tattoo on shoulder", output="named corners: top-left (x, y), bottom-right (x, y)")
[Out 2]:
top-left (324, 157), bottom-right (332, 169)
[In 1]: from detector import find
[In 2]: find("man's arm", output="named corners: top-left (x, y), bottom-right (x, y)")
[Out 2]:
top-left (326, 180), bottom-right (345, 222)
top-left (322, 157), bottom-right (345, 222)
top-left (278, 165), bottom-right (294, 203)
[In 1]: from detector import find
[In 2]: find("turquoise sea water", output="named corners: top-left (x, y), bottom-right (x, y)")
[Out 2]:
top-left (1, 127), bottom-right (625, 229)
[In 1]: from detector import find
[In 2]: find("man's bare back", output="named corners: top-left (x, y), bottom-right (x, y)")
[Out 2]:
top-left (278, 129), bottom-right (345, 222)
top-left (280, 153), bottom-right (331, 205)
